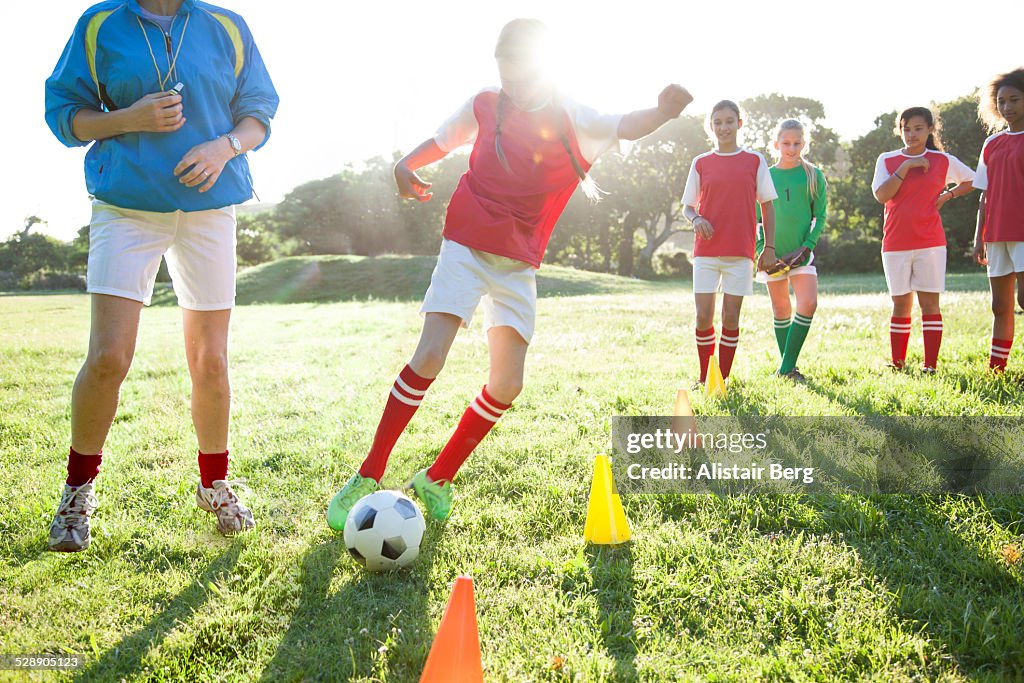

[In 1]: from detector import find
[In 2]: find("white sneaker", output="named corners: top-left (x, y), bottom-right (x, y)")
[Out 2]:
top-left (47, 482), bottom-right (99, 552)
top-left (196, 479), bottom-right (255, 534)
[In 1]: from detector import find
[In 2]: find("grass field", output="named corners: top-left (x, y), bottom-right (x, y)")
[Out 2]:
top-left (2, 256), bottom-right (1023, 681)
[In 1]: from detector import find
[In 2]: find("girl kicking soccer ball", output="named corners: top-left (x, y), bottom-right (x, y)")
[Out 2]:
top-left (755, 119), bottom-right (828, 381)
top-left (872, 107), bottom-right (974, 372)
top-left (974, 68), bottom-right (1024, 372)
top-left (682, 100), bottom-right (778, 386)
top-left (327, 19), bottom-right (692, 525)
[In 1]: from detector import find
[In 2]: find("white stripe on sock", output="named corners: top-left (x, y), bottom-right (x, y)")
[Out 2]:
top-left (476, 392), bottom-right (506, 416)
top-left (394, 375), bottom-right (427, 397)
top-left (390, 387), bottom-right (422, 406)
top-left (470, 400), bottom-right (502, 422)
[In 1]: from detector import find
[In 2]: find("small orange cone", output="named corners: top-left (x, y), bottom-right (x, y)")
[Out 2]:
top-left (705, 355), bottom-right (726, 398)
top-left (584, 455), bottom-right (631, 545)
top-left (671, 388), bottom-right (703, 449)
top-left (420, 575), bottom-right (483, 683)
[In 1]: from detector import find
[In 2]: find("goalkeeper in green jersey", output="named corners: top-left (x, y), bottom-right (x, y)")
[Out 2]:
top-left (755, 119), bottom-right (828, 381)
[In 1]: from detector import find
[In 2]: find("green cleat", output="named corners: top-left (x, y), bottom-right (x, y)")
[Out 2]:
top-left (407, 468), bottom-right (454, 521)
top-left (326, 473), bottom-right (379, 531)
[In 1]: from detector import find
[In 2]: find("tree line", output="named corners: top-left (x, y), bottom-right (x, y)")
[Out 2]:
top-left (1, 91), bottom-right (989, 290)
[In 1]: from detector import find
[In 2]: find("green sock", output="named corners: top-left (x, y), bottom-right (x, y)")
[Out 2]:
top-left (773, 317), bottom-right (791, 358)
top-left (779, 313), bottom-right (813, 374)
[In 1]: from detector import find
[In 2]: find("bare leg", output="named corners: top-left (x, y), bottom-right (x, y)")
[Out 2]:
top-left (721, 294), bottom-right (744, 330)
top-left (71, 294), bottom-right (143, 454)
top-left (486, 326), bottom-right (529, 404)
top-left (409, 313), bottom-right (463, 379)
top-left (916, 291), bottom-right (940, 317)
top-left (182, 308), bottom-right (232, 454)
top-left (790, 275), bottom-right (818, 318)
top-left (990, 275), bottom-right (1015, 341)
top-left (765, 279), bottom-right (793, 320)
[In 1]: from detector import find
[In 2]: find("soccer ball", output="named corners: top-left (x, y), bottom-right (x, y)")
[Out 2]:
top-left (344, 490), bottom-right (426, 572)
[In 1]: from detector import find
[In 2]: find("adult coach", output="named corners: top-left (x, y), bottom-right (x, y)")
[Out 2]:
top-left (44, 0), bottom-right (278, 551)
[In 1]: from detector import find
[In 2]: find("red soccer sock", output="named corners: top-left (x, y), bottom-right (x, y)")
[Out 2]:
top-left (696, 327), bottom-right (716, 383)
top-left (359, 365), bottom-right (434, 481)
top-left (718, 328), bottom-right (740, 379)
top-left (990, 338), bottom-right (1013, 371)
top-left (889, 317), bottom-right (912, 368)
top-left (922, 314), bottom-right (943, 369)
top-left (428, 386), bottom-right (511, 483)
top-left (66, 448), bottom-right (102, 487)
top-left (198, 450), bottom-right (229, 488)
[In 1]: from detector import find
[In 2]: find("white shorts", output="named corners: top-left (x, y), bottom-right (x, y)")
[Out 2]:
top-left (87, 201), bottom-right (236, 310)
top-left (881, 246), bottom-right (946, 296)
top-left (420, 239), bottom-right (537, 343)
top-left (985, 242), bottom-right (1024, 278)
top-left (692, 257), bottom-right (754, 296)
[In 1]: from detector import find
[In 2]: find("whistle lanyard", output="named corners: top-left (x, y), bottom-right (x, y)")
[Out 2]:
top-left (136, 12), bottom-right (190, 91)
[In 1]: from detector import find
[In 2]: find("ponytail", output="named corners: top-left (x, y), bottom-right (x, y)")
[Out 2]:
top-left (896, 107), bottom-right (944, 152)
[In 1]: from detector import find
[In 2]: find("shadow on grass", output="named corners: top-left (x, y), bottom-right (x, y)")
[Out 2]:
top-left (560, 544), bottom-right (637, 680)
top-left (73, 542), bottom-right (243, 682)
top-left (660, 386), bottom-right (1024, 676)
top-left (810, 494), bottom-right (1024, 677)
top-left (258, 527), bottom-right (440, 682)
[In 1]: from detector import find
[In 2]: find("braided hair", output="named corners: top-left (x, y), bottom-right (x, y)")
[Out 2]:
top-left (493, 19), bottom-right (602, 201)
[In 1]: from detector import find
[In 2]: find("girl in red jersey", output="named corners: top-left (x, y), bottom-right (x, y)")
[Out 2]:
top-left (974, 68), bottom-right (1024, 372)
top-left (871, 107), bottom-right (974, 372)
top-left (326, 19), bottom-right (692, 525)
top-left (681, 100), bottom-right (778, 385)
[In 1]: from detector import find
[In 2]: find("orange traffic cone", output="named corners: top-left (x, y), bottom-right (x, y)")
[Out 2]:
top-left (583, 455), bottom-right (631, 545)
top-left (420, 575), bottom-right (483, 683)
top-left (671, 388), bottom-right (702, 449)
top-left (705, 355), bottom-right (726, 398)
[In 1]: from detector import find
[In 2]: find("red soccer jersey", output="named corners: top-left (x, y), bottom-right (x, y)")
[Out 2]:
top-left (435, 89), bottom-right (621, 267)
top-left (871, 150), bottom-right (974, 252)
top-left (974, 131), bottom-right (1024, 243)
top-left (681, 150), bottom-right (777, 259)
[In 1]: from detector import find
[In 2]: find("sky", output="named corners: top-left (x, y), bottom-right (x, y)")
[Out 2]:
top-left (2, 0), bottom-right (1022, 241)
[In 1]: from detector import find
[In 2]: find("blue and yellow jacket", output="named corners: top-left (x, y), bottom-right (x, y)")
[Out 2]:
top-left (45, 0), bottom-right (279, 212)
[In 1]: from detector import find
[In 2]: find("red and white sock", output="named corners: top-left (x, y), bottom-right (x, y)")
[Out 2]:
top-left (990, 338), bottom-right (1013, 371)
top-left (696, 327), bottom-right (716, 383)
top-left (718, 328), bottom-right (740, 379)
top-left (66, 448), bottom-right (101, 487)
top-left (428, 386), bottom-right (511, 483)
top-left (359, 365), bottom-right (434, 481)
top-left (198, 450), bottom-right (229, 488)
top-left (921, 314), bottom-right (943, 369)
top-left (889, 317), bottom-right (912, 368)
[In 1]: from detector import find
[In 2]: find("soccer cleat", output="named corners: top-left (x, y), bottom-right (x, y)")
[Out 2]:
top-left (885, 361), bottom-right (906, 372)
top-left (196, 479), bottom-right (255, 534)
top-left (326, 473), bottom-right (379, 531)
top-left (407, 468), bottom-right (454, 521)
top-left (779, 368), bottom-right (807, 383)
top-left (47, 481), bottom-right (99, 552)
top-left (920, 366), bottom-right (937, 375)
top-left (691, 380), bottom-right (705, 392)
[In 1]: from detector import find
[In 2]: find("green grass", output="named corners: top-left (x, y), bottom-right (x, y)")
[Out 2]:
top-left (2, 260), bottom-right (1023, 682)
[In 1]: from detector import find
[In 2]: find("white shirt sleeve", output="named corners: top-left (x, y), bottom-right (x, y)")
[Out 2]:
top-left (974, 135), bottom-right (998, 191)
top-left (562, 98), bottom-right (624, 165)
top-left (681, 158), bottom-right (700, 207)
top-left (945, 153), bottom-right (975, 184)
top-left (755, 153), bottom-right (778, 202)
top-left (871, 154), bottom-right (891, 193)
top-left (433, 93), bottom-right (482, 153)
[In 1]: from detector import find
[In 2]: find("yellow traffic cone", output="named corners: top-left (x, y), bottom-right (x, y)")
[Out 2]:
top-left (706, 355), bottom-right (726, 398)
top-left (584, 455), bottom-right (631, 545)
top-left (671, 388), bottom-right (703, 449)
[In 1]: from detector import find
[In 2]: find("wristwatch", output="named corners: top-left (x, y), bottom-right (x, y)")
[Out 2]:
top-left (223, 134), bottom-right (242, 157)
